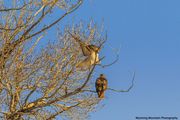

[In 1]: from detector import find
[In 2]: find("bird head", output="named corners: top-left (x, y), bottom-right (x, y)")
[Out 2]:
top-left (100, 74), bottom-right (105, 78)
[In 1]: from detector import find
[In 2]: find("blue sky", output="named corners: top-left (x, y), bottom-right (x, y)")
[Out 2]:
top-left (1, 0), bottom-right (180, 119)
top-left (66, 0), bottom-right (180, 120)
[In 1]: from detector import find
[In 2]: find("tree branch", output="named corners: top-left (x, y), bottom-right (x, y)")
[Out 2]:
top-left (46, 103), bottom-right (81, 120)
top-left (108, 72), bottom-right (135, 92)
top-left (25, 0), bottom-right (83, 40)
top-left (83, 72), bottom-right (135, 93)
top-left (0, 1), bottom-right (31, 12)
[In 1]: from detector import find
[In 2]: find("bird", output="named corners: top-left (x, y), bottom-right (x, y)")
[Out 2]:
top-left (80, 44), bottom-right (100, 57)
top-left (95, 74), bottom-right (108, 99)
top-left (68, 31), bottom-right (100, 70)
top-left (42, 0), bottom-right (58, 5)
top-left (77, 48), bottom-right (100, 70)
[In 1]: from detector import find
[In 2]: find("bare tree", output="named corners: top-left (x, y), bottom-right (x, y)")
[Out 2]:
top-left (0, 0), bottom-right (134, 120)
top-left (0, 0), bottom-right (109, 119)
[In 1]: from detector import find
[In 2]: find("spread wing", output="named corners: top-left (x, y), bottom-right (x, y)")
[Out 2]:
top-left (68, 31), bottom-right (92, 56)
top-left (81, 45), bottom-right (92, 56)
top-left (88, 45), bottom-right (100, 53)
top-left (81, 44), bottom-right (100, 56)
top-left (76, 57), bottom-right (91, 70)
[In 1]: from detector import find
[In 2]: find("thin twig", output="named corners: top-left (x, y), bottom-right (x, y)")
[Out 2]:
top-left (99, 54), bottom-right (119, 68)
top-left (83, 72), bottom-right (135, 93)
top-left (108, 72), bottom-right (135, 92)
top-left (25, 0), bottom-right (83, 40)
top-left (0, 1), bottom-right (31, 12)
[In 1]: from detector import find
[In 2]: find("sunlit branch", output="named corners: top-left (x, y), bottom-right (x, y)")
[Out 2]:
top-left (25, 0), bottom-right (83, 40)
top-left (0, 1), bottom-right (31, 12)
top-left (46, 103), bottom-right (81, 120)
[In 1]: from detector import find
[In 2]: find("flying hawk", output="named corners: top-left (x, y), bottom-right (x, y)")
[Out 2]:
top-left (95, 74), bottom-right (108, 99)
top-left (68, 32), bottom-right (100, 70)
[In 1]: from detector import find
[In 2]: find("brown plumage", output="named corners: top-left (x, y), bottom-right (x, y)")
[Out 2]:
top-left (42, 0), bottom-right (58, 5)
top-left (95, 74), bottom-right (108, 99)
top-left (68, 31), bottom-right (100, 70)
top-left (68, 31), bottom-right (100, 56)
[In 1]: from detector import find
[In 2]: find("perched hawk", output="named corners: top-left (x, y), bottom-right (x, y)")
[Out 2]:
top-left (68, 32), bottom-right (100, 70)
top-left (95, 74), bottom-right (108, 99)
